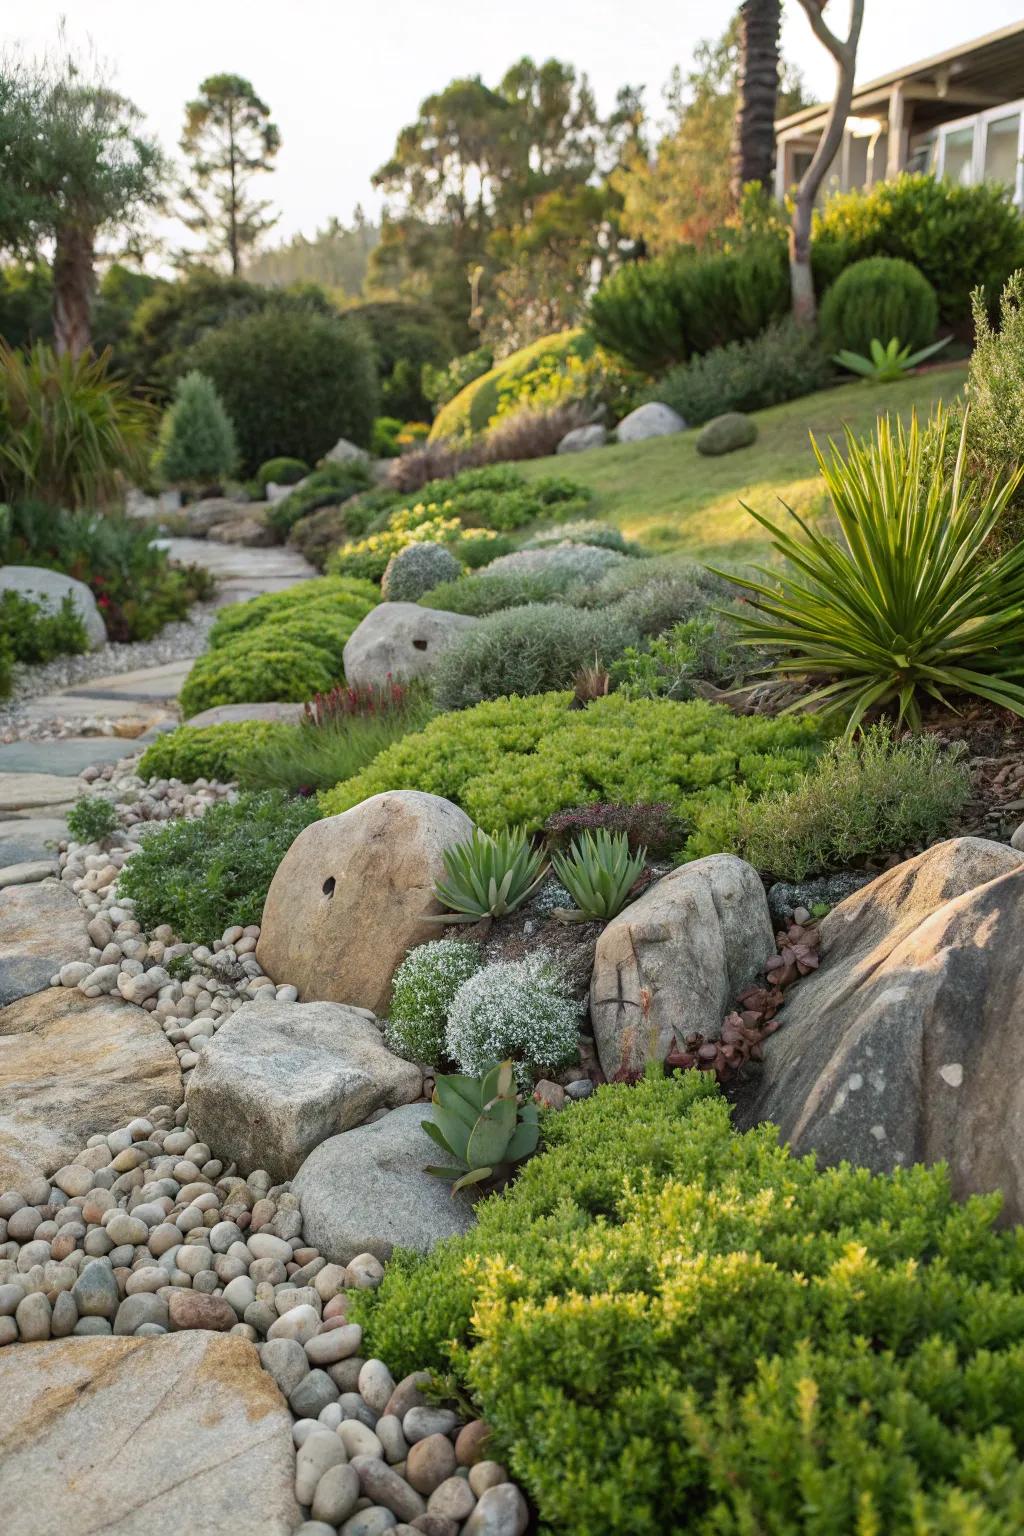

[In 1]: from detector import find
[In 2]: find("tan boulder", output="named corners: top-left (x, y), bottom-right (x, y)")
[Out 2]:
top-left (735, 838), bottom-right (1024, 1217)
top-left (342, 602), bottom-right (479, 691)
top-left (0, 988), bottom-right (182, 1193)
top-left (589, 853), bottom-right (775, 1079)
top-left (257, 790), bottom-right (475, 1014)
top-left (0, 1333), bottom-right (299, 1535)
top-left (0, 880), bottom-right (89, 1004)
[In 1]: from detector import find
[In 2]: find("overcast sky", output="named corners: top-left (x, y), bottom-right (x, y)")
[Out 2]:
top-left (5, 1), bottom-right (1023, 255)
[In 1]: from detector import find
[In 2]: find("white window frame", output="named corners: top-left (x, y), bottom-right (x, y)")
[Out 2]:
top-left (933, 99), bottom-right (1024, 204)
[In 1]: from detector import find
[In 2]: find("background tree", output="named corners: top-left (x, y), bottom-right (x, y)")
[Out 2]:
top-left (0, 45), bottom-right (164, 357)
top-left (790, 0), bottom-right (865, 323)
top-left (730, 0), bottom-right (782, 201)
top-left (180, 74), bottom-right (280, 275)
top-left (246, 208), bottom-right (379, 298)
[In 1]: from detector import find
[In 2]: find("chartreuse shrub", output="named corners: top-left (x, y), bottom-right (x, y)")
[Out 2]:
top-left (429, 329), bottom-right (596, 441)
top-left (719, 722), bottom-right (971, 880)
top-left (385, 940), bottom-right (483, 1065)
top-left (726, 409), bottom-right (1024, 732)
top-left (136, 721), bottom-right (294, 784)
top-left (118, 791), bottom-right (319, 942)
top-left (354, 1069), bottom-right (1024, 1536)
top-left (327, 513), bottom-right (500, 585)
top-left (206, 577), bottom-right (377, 647)
top-left (320, 692), bottom-right (822, 846)
top-left (819, 256), bottom-right (939, 357)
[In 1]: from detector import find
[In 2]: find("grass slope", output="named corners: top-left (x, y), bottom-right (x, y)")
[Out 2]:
top-left (518, 364), bottom-right (967, 568)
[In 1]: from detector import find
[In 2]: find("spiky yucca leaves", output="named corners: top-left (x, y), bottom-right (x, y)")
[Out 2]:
top-left (423, 1059), bottom-right (540, 1193)
top-left (431, 826), bottom-right (547, 922)
top-left (722, 410), bottom-right (1024, 733)
top-left (551, 828), bottom-right (647, 922)
top-left (833, 334), bottom-right (949, 382)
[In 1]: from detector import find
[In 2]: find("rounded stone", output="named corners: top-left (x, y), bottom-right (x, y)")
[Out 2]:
top-left (166, 1291), bottom-right (235, 1331)
top-left (340, 1511), bottom-right (398, 1536)
top-left (114, 1294), bottom-right (170, 1335)
top-left (51, 1291), bottom-right (79, 1338)
top-left (267, 1303), bottom-right (320, 1345)
top-left (306, 1323), bottom-right (362, 1367)
top-left (462, 1482), bottom-right (528, 1535)
top-left (7, 1208), bottom-right (42, 1242)
top-left (289, 1368), bottom-right (339, 1419)
top-left (311, 1462), bottom-right (361, 1524)
top-left (15, 1291), bottom-right (52, 1341)
top-left (375, 1415), bottom-right (408, 1465)
top-left (468, 1463), bottom-right (509, 1498)
top-left (406, 1433), bottom-right (457, 1496)
top-left (72, 1260), bottom-right (120, 1320)
top-left (350, 1456), bottom-right (426, 1523)
top-left (73, 1316), bottom-right (113, 1336)
top-left (456, 1420), bottom-right (492, 1466)
top-left (261, 1337), bottom-right (310, 1397)
top-left (295, 1430), bottom-right (347, 1504)
top-left (52, 1164), bottom-right (94, 1198)
top-left (105, 1213), bottom-right (149, 1247)
top-left (428, 1477), bottom-right (477, 1522)
top-left (247, 1232), bottom-right (292, 1263)
top-left (338, 1420), bottom-right (384, 1460)
top-left (403, 1407), bottom-right (458, 1443)
top-left (358, 1358), bottom-right (396, 1415)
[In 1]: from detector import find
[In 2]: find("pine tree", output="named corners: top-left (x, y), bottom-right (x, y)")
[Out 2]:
top-left (153, 370), bottom-right (238, 486)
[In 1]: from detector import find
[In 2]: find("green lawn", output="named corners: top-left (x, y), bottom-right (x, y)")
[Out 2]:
top-left (518, 364), bottom-right (968, 569)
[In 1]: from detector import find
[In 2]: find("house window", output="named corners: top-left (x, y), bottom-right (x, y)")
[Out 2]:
top-left (942, 125), bottom-right (976, 186)
top-left (984, 111), bottom-right (1022, 191)
top-left (935, 101), bottom-right (1024, 204)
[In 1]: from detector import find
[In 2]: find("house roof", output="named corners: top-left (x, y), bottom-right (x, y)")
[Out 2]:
top-left (776, 19), bottom-right (1024, 134)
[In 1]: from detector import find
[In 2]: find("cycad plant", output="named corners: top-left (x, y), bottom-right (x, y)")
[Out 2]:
top-left (722, 409), bottom-right (1024, 732)
top-left (551, 828), bottom-right (647, 922)
top-left (431, 826), bottom-right (547, 922)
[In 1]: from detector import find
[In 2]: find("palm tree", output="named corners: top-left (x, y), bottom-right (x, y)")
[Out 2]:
top-left (730, 0), bottom-right (783, 201)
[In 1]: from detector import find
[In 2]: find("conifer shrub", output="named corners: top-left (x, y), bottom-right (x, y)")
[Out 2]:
top-left (319, 692), bottom-right (822, 844)
top-left (354, 1068), bottom-right (1024, 1536)
top-left (152, 370), bottom-right (239, 487)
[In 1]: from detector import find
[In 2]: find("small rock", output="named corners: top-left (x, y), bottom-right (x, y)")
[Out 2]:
top-left (296, 1429), bottom-right (348, 1504)
top-left (462, 1483), bottom-right (528, 1536)
top-left (289, 1368), bottom-right (340, 1418)
top-left (404, 1407), bottom-right (458, 1443)
top-left (455, 1420), bottom-right (492, 1466)
top-left (312, 1462), bottom-right (361, 1524)
top-left (406, 1433), bottom-right (457, 1495)
top-left (358, 1357), bottom-right (397, 1415)
top-left (72, 1260), bottom-right (119, 1320)
top-left (167, 1292), bottom-right (236, 1331)
top-left (351, 1455), bottom-right (427, 1522)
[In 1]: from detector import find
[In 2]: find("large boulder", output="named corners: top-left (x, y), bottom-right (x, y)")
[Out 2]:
top-left (696, 411), bottom-right (757, 456)
top-left (293, 1103), bottom-right (477, 1263)
top-left (207, 511), bottom-right (276, 548)
top-left (557, 423), bottom-right (608, 454)
top-left (590, 854), bottom-right (775, 1080)
top-left (179, 497), bottom-right (247, 536)
top-left (0, 1333), bottom-right (299, 1536)
top-left (0, 564), bottom-right (106, 649)
top-left (342, 602), bottom-right (478, 691)
top-left (614, 402), bottom-right (686, 444)
top-left (0, 987), bottom-right (182, 1193)
top-left (324, 436), bottom-right (370, 465)
top-left (0, 881), bottom-right (89, 1005)
top-left (734, 838), bottom-right (1024, 1217)
top-left (257, 790), bottom-right (476, 1014)
top-left (186, 999), bottom-right (422, 1180)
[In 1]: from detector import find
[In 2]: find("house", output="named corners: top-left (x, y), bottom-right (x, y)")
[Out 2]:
top-left (774, 20), bottom-right (1024, 204)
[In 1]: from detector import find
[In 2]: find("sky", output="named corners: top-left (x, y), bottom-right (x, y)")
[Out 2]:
top-left (4, 0), bottom-right (1023, 258)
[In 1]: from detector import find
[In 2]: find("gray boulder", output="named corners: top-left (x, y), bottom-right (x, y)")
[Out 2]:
top-left (0, 880), bottom-right (89, 1006)
top-left (185, 702), bottom-right (305, 728)
top-left (256, 790), bottom-right (476, 1016)
top-left (0, 565), bottom-right (106, 649)
top-left (734, 838), bottom-right (1024, 1218)
top-left (696, 412), bottom-right (758, 456)
top-left (590, 854), bottom-right (775, 1080)
top-left (324, 437), bottom-right (370, 465)
top-left (185, 999), bottom-right (422, 1181)
top-left (557, 423), bottom-right (608, 455)
top-left (614, 402), bottom-right (686, 444)
top-left (207, 512), bottom-right (276, 548)
top-left (180, 497), bottom-right (246, 536)
top-left (293, 1103), bottom-right (477, 1264)
top-left (342, 602), bottom-right (479, 692)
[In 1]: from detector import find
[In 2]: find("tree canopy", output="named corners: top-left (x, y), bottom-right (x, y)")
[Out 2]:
top-left (179, 73), bottom-right (280, 275)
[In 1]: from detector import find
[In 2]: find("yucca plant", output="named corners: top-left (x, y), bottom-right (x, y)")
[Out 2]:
top-left (721, 409), bottom-right (1024, 733)
top-left (833, 335), bottom-right (949, 383)
top-left (551, 827), bottom-right (647, 922)
top-left (0, 341), bottom-right (155, 509)
top-left (423, 1059), bottom-right (540, 1192)
top-left (431, 826), bottom-right (547, 922)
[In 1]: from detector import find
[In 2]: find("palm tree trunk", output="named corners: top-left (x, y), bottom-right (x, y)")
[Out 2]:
top-left (52, 220), bottom-right (96, 358)
top-left (731, 0), bottom-right (782, 202)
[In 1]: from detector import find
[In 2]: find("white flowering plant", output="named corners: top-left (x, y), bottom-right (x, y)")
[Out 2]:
top-left (445, 952), bottom-right (582, 1087)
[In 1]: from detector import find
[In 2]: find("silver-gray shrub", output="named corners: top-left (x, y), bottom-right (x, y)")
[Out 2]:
top-left (381, 540), bottom-right (463, 602)
top-left (444, 952), bottom-right (582, 1085)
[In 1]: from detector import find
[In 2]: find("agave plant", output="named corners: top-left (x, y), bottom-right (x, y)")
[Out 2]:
top-left (721, 409), bottom-right (1024, 733)
top-left (431, 826), bottom-right (547, 922)
top-left (423, 1059), bottom-right (540, 1192)
top-left (551, 827), bottom-right (647, 922)
top-left (833, 335), bottom-right (949, 383)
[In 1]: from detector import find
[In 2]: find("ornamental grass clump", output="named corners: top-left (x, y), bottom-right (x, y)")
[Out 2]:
top-left (551, 828), bottom-right (646, 922)
top-left (725, 409), bottom-right (1024, 732)
top-left (432, 826), bottom-right (547, 922)
top-left (444, 953), bottom-right (581, 1085)
top-left (386, 940), bottom-right (483, 1065)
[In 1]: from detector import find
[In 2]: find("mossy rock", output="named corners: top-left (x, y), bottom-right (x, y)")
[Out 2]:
top-left (696, 412), bottom-right (758, 456)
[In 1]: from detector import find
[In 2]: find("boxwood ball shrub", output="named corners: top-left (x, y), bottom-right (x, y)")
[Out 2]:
top-left (187, 305), bottom-right (379, 474)
top-left (118, 791), bottom-right (319, 943)
top-left (819, 255), bottom-right (939, 357)
top-left (432, 603), bottom-right (639, 712)
top-left (136, 721), bottom-right (295, 784)
top-left (385, 939), bottom-right (483, 1065)
top-left (354, 1069), bottom-right (1024, 1535)
top-left (256, 455), bottom-right (309, 490)
top-left (444, 953), bottom-right (582, 1086)
top-left (320, 692), bottom-right (822, 847)
top-left (381, 541), bottom-right (462, 602)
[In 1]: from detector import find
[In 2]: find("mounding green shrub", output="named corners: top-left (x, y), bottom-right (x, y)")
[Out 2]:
top-left (267, 460), bottom-right (374, 539)
top-left (320, 691), bottom-right (822, 846)
top-left (206, 577), bottom-right (377, 648)
top-left (652, 316), bottom-right (834, 426)
top-left (354, 1068), bottom-right (1024, 1536)
top-left (720, 722), bottom-right (971, 880)
top-left (811, 173), bottom-right (1024, 326)
top-left (118, 791), bottom-right (319, 943)
top-left (256, 455), bottom-right (309, 489)
top-left (611, 614), bottom-right (754, 700)
top-left (0, 589), bottom-right (88, 667)
top-left (819, 255), bottom-right (939, 357)
top-left (420, 567), bottom-right (594, 617)
top-left (386, 940), bottom-right (483, 1066)
top-left (430, 329), bottom-right (597, 441)
top-left (520, 520), bottom-right (634, 554)
top-left (589, 235), bottom-right (789, 374)
top-left (726, 409), bottom-right (1024, 731)
top-left (187, 305), bottom-right (379, 474)
top-left (343, 299), bottom-right (453, 421)
top-left (66, 794), bottom-right (119, 845)
top-left (381, 541), bottom-right (462, 602)
top-left (152, 370), bottom-right (239, 488)
top-left (433, 603), bottom-right (638, 712)
top-left (136, 721), bottom-right (295, 784)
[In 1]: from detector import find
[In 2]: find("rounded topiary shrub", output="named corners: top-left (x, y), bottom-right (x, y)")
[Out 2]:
top-left (187, 306), bottom-right (379, 474)
top-left (819, 256), bottom-right (939, 357)
top-left (445, 953), bottom-right (582, 1086)
top-left (382, 540), bottom-right (463, 603)
top-left (386, 940), bottom-right (483, 1065)
top-left (256, 456), bottom-right (309, 489)
top-left (152, 370), bottom-right (239, 487)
